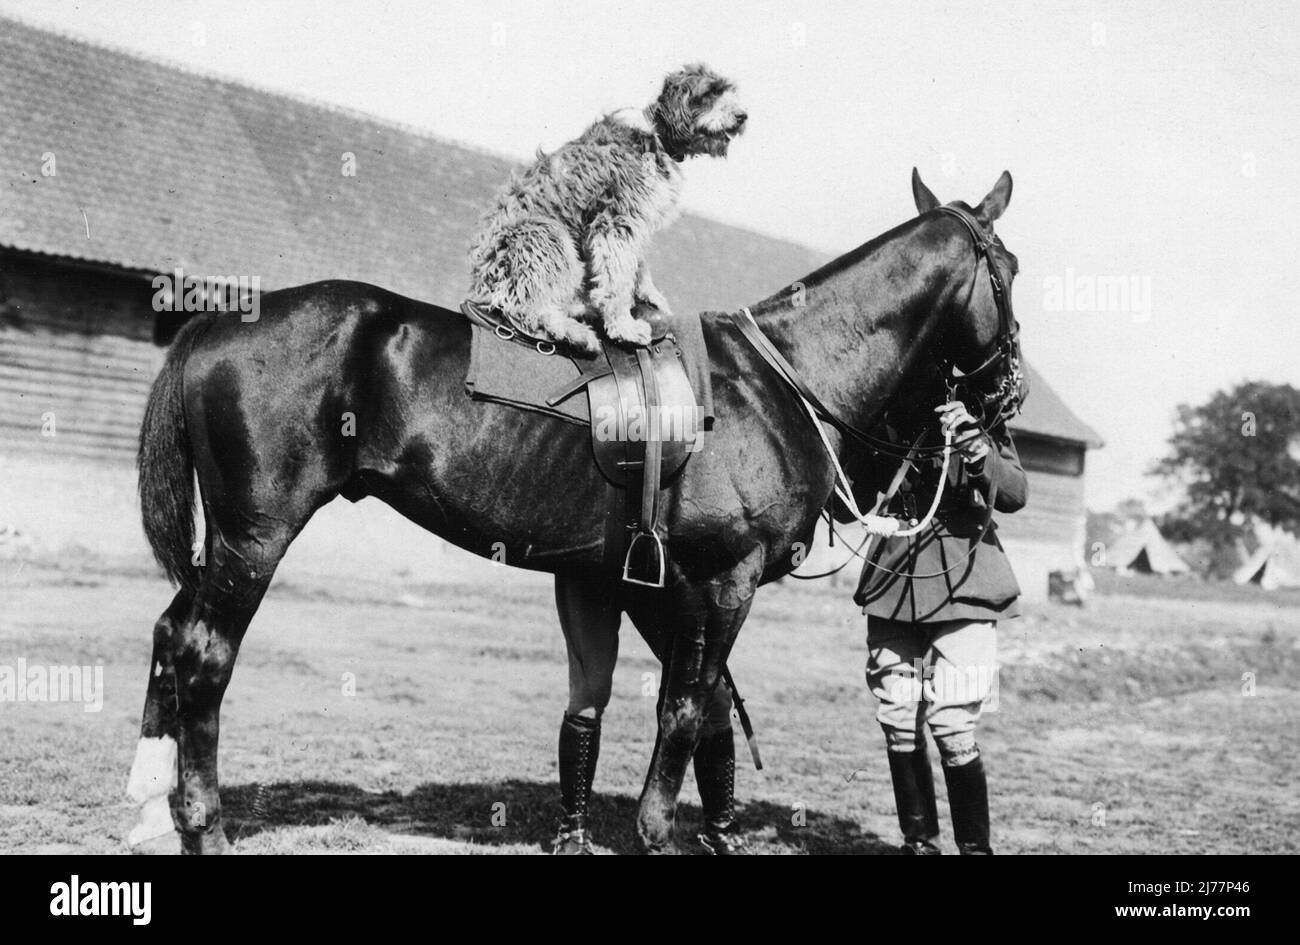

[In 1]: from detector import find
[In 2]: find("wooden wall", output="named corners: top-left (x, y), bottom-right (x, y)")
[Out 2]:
top-left (997, 457), bottom-right (1088, 599)
top-left (0, 252), bottom-right (160, 464)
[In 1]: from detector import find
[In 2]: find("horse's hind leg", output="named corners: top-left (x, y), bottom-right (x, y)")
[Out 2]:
top-left (169, 527), bottom-right (294, 854)
top-left (126, 588), bottom-right (193, 852)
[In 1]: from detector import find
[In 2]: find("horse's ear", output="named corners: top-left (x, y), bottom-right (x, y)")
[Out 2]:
top-left (974, 170), bottom-right (1013, 223)
top-left (911, 167), bottom-right (940, 214)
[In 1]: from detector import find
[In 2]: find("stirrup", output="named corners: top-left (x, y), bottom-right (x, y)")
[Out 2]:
top-left (622, 529), bottom-right (666, 588)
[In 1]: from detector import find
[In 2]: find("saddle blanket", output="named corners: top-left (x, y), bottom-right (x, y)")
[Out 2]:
top-left (464, 308), bottom-right (715, 429)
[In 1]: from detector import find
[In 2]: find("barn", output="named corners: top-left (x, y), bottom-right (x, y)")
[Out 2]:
top-left (995, 364), bottom-right (1104, 597)
top-left (0, 16), bottom-right (1101, 594)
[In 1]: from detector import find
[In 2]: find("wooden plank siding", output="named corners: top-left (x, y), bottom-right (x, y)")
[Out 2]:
top-left (0, 324), bottom-right (159, 462)
top-left (998, 461), bottom-right (1088, 599)
top-left (0, 253), bottom-right (160, 464)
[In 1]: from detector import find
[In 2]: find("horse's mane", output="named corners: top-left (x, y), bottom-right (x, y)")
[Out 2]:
top-left (746, 214), bottom-right (928, 317)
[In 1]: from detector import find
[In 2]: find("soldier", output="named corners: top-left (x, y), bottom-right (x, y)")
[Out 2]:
top-left (857, 396), bottom-right (1027, 855)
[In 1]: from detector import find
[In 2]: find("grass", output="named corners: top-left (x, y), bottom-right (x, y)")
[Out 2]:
top-left (1090, 567), bottom-right (1300, 608)
top-left (1, 553), bottom-right (1297, 854)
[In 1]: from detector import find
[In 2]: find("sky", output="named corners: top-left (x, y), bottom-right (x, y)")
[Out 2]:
top-left (2, 0), bottom-right (1296, 509)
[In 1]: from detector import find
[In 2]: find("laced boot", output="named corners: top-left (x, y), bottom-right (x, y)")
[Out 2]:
top-left (694, 727), bottom-right (748, 855)
top-left (552, 713), bottom-right (600, 855)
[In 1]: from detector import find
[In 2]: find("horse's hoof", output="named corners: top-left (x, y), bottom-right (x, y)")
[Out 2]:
top-left (179, 828), bottom-right (232, 855)
top-left (128, 832), bottom-right (182, 855)
top-left (635, 816), bottom-right (677, 854)
top-left (127, 794), bottom-right (181, 854)
top-left (638, 839), bottom-right (679, 855)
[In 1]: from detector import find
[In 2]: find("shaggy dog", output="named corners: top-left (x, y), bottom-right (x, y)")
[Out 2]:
top-left (468, 64), bottom-right (747, 353)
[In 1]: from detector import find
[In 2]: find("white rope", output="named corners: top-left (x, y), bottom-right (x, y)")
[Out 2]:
top-left (790, 370), bottom-right (952, 539)
top-left (737, 305), bottom-right (953, 541)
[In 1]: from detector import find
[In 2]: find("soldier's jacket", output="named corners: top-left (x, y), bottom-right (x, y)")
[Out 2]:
top-left (854, 429), bottom-right (1028, 623)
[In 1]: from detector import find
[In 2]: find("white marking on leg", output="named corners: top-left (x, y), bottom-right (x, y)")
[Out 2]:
top-left (128, 795), bottom-right (175, 846)
top-left (127, 735), bottom-right (177, 804)
top-left (127, 736), bottom-right (178, 847)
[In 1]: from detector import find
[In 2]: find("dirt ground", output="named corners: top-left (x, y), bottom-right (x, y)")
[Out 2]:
top-left (1, 554), bottom-right (1297, 854)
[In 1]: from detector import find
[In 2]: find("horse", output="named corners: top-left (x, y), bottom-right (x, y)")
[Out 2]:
top-left (126, 169), bottom-right (1021, 853)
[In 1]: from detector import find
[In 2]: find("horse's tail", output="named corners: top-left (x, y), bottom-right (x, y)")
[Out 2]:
top-left (138, 319), bottom-right (207, 591)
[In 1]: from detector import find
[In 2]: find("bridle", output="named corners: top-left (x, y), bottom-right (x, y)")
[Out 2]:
top-left (734, 201), bottom-right (1026, 580)
top-left (929, 204), bottom-right (1026, 433)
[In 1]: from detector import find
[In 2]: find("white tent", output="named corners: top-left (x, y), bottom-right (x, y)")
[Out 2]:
top-left (1107, 519), bottom-right (1191, 575)
top-left (1233, 532), bottom-right (1300, 590)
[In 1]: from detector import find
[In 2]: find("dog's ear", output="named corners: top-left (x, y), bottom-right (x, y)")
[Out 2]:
top-left (974, 171), bottom-right (1013, 224)
top-left (911, 167), bottom-right (940, 214)
top-left (654, 68), bottom-right (700, 140)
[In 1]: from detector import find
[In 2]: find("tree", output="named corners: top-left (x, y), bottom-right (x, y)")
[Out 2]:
top-left (1152, 381), bottom-right (1300, 554)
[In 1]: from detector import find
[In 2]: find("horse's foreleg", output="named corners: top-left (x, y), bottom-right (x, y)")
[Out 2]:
top-left (630, 551), bottom-right (762, 852)
top-left (126, 589), bottom-right (192, 852)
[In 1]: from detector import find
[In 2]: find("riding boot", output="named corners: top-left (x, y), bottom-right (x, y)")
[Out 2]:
top-left (887, 746), bottom-right (942, 855)
top-left (943, 754), bottom-right (993, 855)
top-left (552, 713), bottom-right (600, 855)
top-left (694, 727), bottom-right (748, 855)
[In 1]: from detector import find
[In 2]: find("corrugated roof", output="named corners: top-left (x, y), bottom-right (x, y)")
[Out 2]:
top-left (0, 15), bottom-right (1102, 448)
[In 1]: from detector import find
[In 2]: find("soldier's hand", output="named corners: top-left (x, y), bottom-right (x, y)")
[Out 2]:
top-left (934, 401), bottom-right (989, 464)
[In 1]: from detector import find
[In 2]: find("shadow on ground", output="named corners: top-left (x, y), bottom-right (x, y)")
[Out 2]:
top-left (222, 779), bottom-right (894, 854)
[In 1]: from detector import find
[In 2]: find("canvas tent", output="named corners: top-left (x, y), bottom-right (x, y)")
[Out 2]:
top-left (1233, 534), bottom-right (1300, 590)
top-left (1106, 519), bottom-right (1191, 575)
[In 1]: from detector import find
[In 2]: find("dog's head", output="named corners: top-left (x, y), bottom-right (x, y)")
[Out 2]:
top-left (650, 64), bottom-right (747, 160)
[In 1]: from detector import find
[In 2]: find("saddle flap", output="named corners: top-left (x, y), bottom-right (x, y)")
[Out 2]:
top-left (588, 336), bottom-right (703, 489)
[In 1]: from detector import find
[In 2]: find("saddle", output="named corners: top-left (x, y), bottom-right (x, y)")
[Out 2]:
top-left (461, 300), bottom-right (709, 586)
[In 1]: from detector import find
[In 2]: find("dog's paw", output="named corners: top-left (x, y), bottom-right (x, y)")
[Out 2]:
top-left (635, 291), bottom-right (673, 317)
top-left (606, 313), bottom-right (653, 347)
top-left (561, 321), bottom-right (602, 355)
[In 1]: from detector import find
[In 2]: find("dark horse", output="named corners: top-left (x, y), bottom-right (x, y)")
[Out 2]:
top-left (126, 170), bottom-right (1019, 853)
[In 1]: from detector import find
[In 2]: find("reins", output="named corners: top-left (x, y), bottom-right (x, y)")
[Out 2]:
top-left (734, 203), bottom-right (1024, 583)
top-left (737, 303), bottom-right (955, 540)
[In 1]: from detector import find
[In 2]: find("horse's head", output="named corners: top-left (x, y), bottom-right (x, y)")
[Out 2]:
top-left (910, 167), bottom-right (1027, 428)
